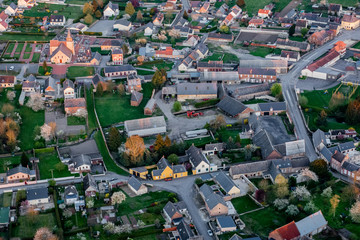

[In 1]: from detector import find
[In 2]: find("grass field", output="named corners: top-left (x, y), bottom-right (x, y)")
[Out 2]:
top-left (23, 3), bottom-right (83, 19)
top-left (139, 60), bottom-right (174, 70)
top-left (31, 53), bottom-right (41, 63)
top-left (38, 66), bottom-right (52, 75)
top-left (289, 36), bottom-right (307, 42)
top-left (25, 42), bottom-right (33, 52)
top-left (242, 0), bottom-right (291, 15)
top-left (137, 70), bottom-right (155, 76)
top-left (14, 43), bottom-right (24, 54)
top-left (249, 47), bottom-right (281, 58)
top-left (95, 83), bottom-right (153, 126)
top-left (0, 156), bottom-right (21, 173)
top-left (18, 106), bottom-right (45, 150)
top-left (11, 213), bottom-right (56, 239)
top-left (5, 43), bottom-right (15, 54)
top-left (67, 66), bottom-right (94, 79)
top-left (0, 192), bottom-right (12, 207)
top-left (85, 88), bottom-right (98, 132)
top-left (231, 195), bottom-right (260, 214)
top-left (328, 0), bottom-right (358, 7)
top-left (0, 34), bottom-right (54, 41)
top-left (201, 53), bottom-right (239, 63)
top-left (185, 136), bottom-right (214, 148)
top-left (22, 53), bottom-right (31, 59)
top-left (67, 116), bottom-right (86, 126)
top-left (36, 149), bottom-right (73, 179)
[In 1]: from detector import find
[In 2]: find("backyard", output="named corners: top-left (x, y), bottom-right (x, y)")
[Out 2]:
top-left (36, 148), bottom-right (74, 179)
top-left (249, 47), bottom-right (281, 58)
top-left (0, 155), bottom-right (21, 173)
top-left (11, 213), bottom-right (56, 239)
top-left (201, 52), bottom-right (239, 63)
top-left (67, 66), bottom-right (95, 79)
top-left (23, 3), bottom-right (83, 19)
top-left (0, 192), bottom-right (12, 207)
top-left (67, 116), bottom-right (86, 126)
top-left (95, 83), bottom-right (154, 126)
top-left (231, 195), bottom-right (261, 214)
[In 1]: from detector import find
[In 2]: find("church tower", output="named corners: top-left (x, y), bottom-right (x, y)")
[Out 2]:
top-left (66, 29), bottom-right (75, 54)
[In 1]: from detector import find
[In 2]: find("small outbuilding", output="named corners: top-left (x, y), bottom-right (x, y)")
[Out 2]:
top-left (124, 116), bottom-right (166, 137)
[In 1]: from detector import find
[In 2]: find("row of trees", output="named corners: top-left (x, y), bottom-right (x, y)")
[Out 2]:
top-left (83, 0), bottom-right (104, 24)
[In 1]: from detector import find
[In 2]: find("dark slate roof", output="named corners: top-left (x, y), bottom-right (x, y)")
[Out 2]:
top-left (177, 220), bottom-right (194, 240)
top-left (9, 2), bottom-right (17, 10)
top-left (338, 141), bottom-right (355, 152)
top-left (104, 65), bottom-right (136, 74)
top-left (27, 187), bottom-right (48, 201)
top-left (265, 161), bottom-right (281, 180)
top-left (186, 145), bottom-right (209, 167)
top-left (177, 82), bottom-right (217, 96)
top-left (106, 1), bottom-right (119, 12)
top-left (276, 38), bottom-right (309, 51)
top-left (205, 143), bottom-right (225, 151)
top-left (92, 52), bottom-right (101, 62)
top-left (342, 161), bottom-right (360, 172)
top-left (258, 102), bottom-right (287, 112)
top-left (71, 154), bottom-right (91, 168)
top-left (27, 74), bottom-right (36, 82)
top-left (328, 146), bottom-right (339, 154)
top-left (114, 19), bottom-right (131, 27)
top-left (312, 129), bottom-right (326, 148)
top-left (238, 67), bottom-right (276, 76)
top-left (128, 176), bottom-right (142, 191)
top-left (208, 32), bottom-right (233, 40)
top-left (252, 129), bottom-right (279, 159)
top-left (152, 169), bottom-right (164, 177)
top-left (174, 25), bottom-right (192, 34)
top-left (64, 98), bottom-right (86, 108)
top-left (230, 160), bottom-right (271, 176)
top-left (157, 157), bottom-right (171, 169)
top-left (199, 183), bottom-right (213, 198)
top-left (63, 79), bottom-right (74, 89)
top-left (290, 157), bottom-right (310, 168)
top-left (130, 166), bottom-right (148, 173)
top-left (217, 96), bottom-right (248, 117)
top-left (320, 147), bottom-right (332, 162)
top-left (213, 171), bottom-right (237, 194)
top-left (281, 50), bottom-right (300, 59)
top-left (332, 151), bottom-right (345, 162)
top-left (229, 234), bottom-right (243, 240)
top-left (92, 74), bottom-right (103, 86)
top-left (217, 216), bottom-right (236, 228)
top-left (50, 15), bottom-right (64, 22)
top-left (64, 185), bottom-right (78, 198)
top-left (163, 201), bottom-right (180, 219)
top-left (195, 43), bottom-right (208, 55)
top-left (7, 165), bottom-right (31, 176)
top-left (205, 192), bottom-right (226, 210)
top-left (84, 173), bottom-right (98, 191)
top-left (131, 91), bottom-right (143, 102)
top-left (172, 165), bottom-right (186, 174)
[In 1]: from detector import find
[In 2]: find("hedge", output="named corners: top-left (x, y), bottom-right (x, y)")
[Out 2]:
top-left (200, 26), bottom-right (217, 33)
top-left (2, 32), bottom-right (56, 36)
top-left (194, 98), bottom-right (220, 108)
top-left (34, 147), bottom-right (55, 154)
top-left (82, 31), bottom-right (102, 36)
top-left (63, 227), bottom-right (90, 236)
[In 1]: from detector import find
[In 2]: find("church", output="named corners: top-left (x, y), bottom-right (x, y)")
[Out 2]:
top-left (50, 30), bottom-right (75, 64)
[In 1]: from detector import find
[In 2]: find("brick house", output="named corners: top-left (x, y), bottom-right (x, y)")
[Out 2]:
top-left (111, 48), bottom-right (123, 65)
top-left (217, 96), bottom-right (254, 119)
top-left (330, 150), bottom-right (348, 172)
top-left (103, 65), bottom-right (136, 77)
top-left (126, 74), bottom-right (141, 93)
top-left (130, 91), bottom-right (143, 106)
top-left (0, 76), bottom-right (15, 88)
top-left (207, 33), bottom-right (234, 43)
top-left (308, 30), bottom-right (334, 46)
top-left (238, 68), bottom-right (277, 83)
top-left (64, 98), bottom-right (86, 115)
top-left (248, 18), bottom-right (264, 27)
top-left (197, 61), bottom-right (223, 72)
top-left (144, 98), bottom-right (156, 115)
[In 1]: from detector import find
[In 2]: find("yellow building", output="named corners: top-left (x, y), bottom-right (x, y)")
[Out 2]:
top-left (341, 14), bottom-right (360, 30)
top-left (129, 167), bottom-right (148, 179)
top-left (152, 157), bottom-right (187, 180)
top-left (50, 30), bottom-right (75, 64)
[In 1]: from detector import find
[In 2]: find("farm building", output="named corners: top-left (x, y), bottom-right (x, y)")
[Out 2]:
top-left (124, 116), bottom-right (166, 137)
top-left (177, 83), bottom-right (217, 101)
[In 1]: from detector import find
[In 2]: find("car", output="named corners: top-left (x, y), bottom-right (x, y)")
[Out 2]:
top-left (207, 230), bottom-right (213, 236)
top-left (111, 178), bottom-right (117, 181)
top-left (9, 66), bottom-right (14, 70)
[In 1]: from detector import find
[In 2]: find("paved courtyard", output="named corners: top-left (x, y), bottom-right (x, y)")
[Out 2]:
top-left (45, 109), bottom-right (85, 136)
top-left (88, 20), bottom-right (117, 37)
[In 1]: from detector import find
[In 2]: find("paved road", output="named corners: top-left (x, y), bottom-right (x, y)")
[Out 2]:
top-left (280, 28), bottom-right (360, 162)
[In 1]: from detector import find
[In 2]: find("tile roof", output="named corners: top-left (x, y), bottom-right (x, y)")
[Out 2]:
top-left (64, 98), bottom-right (86, 108)
top-left (273, 221), bottom-right (300, 240)
top-left (0, 75), bottom-right (15, 84)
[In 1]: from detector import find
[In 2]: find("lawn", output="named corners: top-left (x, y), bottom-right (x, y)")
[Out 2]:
top-left (137, 70), bottom-right (156, 75)
top-left (202, 53), bottom-right (223, 62)
top-left (185, 136), bottom-right (214, 148)
top-left (25, 42), bottom-right (33, 52)
top-left (5, 43), bottom-right (15, 54)
top-left (0, 33), bottom-right (54, 41)
top-left (67, 116), bottom-right (86, 126)
top-left (0, 156), bottom-right (21, 173)
top-left (0, 192), bottom-right (12, 207)
top-left (18, 106), bottom-right (45, 150)
top-left (94, 131), bottom-right (128, 176)
top-left (95, 83), bottom-right (153, 126)
top-left (31, 52), bottom-right (40, 63)
top-left (67, 66), bottom-right (94, 79)
top-left (223, 53), bottom-right (239, 63)
top-left (23, 3), bottom-right (83, 19)
top-left (91, 47), bottom-right (110, 55)
top-left (231, 195), bottom-right (260, 214)
top-left (22, 53), bottom-right (31, 59)
top-left (352, 41), bottom-right (360, 49)
top-left (14, 43), bottom-right (24, 54)
top-left (38, 66), bottom-right (53, 75)
top-left (289, 36), bottom-right (307, 42)
top-left (36, 148), bottom-right (73, 179)
top-left (139, 60), bottom-right (174, 70)
top-left (85, 88), bottom-right (98, 132)
top-left (11, 213), bottom-right (56, 239)
top-left (249, 47), bottom-right (281, 58)
top-left (328, 0), bottom-right (358, 7)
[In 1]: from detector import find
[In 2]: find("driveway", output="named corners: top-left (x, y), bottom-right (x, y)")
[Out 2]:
top-left (45, 108), bottom-right (85, 136)
top-left (87, 20), bottom-right (117, 37)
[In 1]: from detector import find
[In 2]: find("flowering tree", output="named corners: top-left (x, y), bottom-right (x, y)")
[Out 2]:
top-left (304, 201), bottom-right (318, 213)
top-left (273, 198), bottom-right (289, 210)
top-left (286, 204), bottom-right (299, 216)
top-left (350, 201), bottom-right (360, 223)
top-left (63, 209), bottom-right (73, 218)
top-left (292, 186), bottom-right (311, 201)
top-left (111, 191), bottom-right (126, 205)
top-left (40, 124), bottom-right (53, 141)
top-left (103, 222), bottom-right (116, 234)
top-left (119, 224), bottom-right (132, 233)
top-left (86, 197), bottom-right (94, 208)
top-left (137, 220), bottom-right (145, 228)
top-left (73, 108), bottom-right (88, 118)
top-left (34, 227), bottom-right (58, 240)
top-left (330, 194), bottom-right (340, 217)
top-left (321, 187), bottom-right (333, 198)
top-left (26, 93), bottom-right (45, 112)
top-left (6, 91), bottom-right (15, 101)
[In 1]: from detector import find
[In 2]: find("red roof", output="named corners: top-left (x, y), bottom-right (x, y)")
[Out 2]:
top-left (258, 9), bottom-right (270, 15)
top-left (275, 221), bottom-right (300, 240)
top-left (156, 47), bottom-right (173, 56)
top-left (308, 50), bottom-right (339, 71)
top-left (249, 18), bottom-right (264, 25)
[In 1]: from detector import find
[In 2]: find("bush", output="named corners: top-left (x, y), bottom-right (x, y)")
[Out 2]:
top-left (82, 31), bottom-right (103, 36)
top-left (173, 101), bottom-right (182, 112)
top-left (194, 98), bottom-right (220, 108)
top-left (34, 147), bottom-right (55, 154)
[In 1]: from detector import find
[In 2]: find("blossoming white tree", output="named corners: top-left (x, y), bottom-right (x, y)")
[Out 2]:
top-left (111, 191), bottom-right (126, 205)
top-left (292, 186), bottom-right (311, 201)
top-left (350, 201), bottom-right (360, 223)
top-left (304, 201), bottom-right (318, 213)
top-left (26, 93), bottom-right (45, 112)
top-left (286, 204), bottom-right (299, 216)
top-left (274, 198), bottom-right (289, 210)
top-left (321, 187), bottom-right (333, 198)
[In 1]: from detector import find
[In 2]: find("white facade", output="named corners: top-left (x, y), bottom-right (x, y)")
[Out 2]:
top-left (64, 87), bottom-right (75, 99)
top-left (128, 184), bottom-right (148, 195)
top-left (144, 27), bottom-right (153, 36)
top-left (5, 6), bottom-right (17, 16)
top-left (104, 7), bottom-right (119, 18)
top-left (74, 164), bottom-right (91, 172)
top-left (193, 159), bottom-right (210, 174)
top-left (28, 197), bottom-right (49, 206)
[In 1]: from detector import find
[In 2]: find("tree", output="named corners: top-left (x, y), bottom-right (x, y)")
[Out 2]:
top-left (151, 69), bottom-right (166, 89)
top-left (136, 10), bottom-right (143, 21)
top-left (150, 7), bottom-right (157, 16)
top-left (92, 0), bottom-right (98, 12)
top-left (292, 186), bottom-right (311, 201)
top-left (42, 61), bottom-right (48, 74)
top-left (346, 99), bottom-right (360, 124)
top-left (73, 108), bottom-right (88, 118)
top-left (226, 136), bottom-right (237, 150)
top-left (183, 11), bottom-right (188, 19)
top-left (55, 162), bottom-right (66, 172)
top-left (275, 182), bottom-right (289, 198)
top-left (288, 24), bottom-right (296, 36)
top-left (95, 9), bottom-right (102, 18)
top-left (316, 110), bottom-right (327, 127)
top-left (96, 82), bottom-right (104, 96)
top-left (219, 25), bottom-right (230, 33)
top-left (48, 122), bottom-right (56, 138)
top-left (286, 204), bottom-right (299, 216)
top-left (350, 201), bottom-right (360, 223)
top-left (304, 201), bottom-right (318, 213)
top-left (6, 129), bottom-right (16, 151)
top-left (330, 194), bottom-right (340, 217)
top-left (274, 198), bottom-right (289, 210)
top-left (321, 187), bottom-right (333, 198)
top-left (309, 159), bottom-right (330, 181)
top-left (108, 127), bottom-right (121, 152)
top-left (130, 0), bottom-right (140, 8)
top-left (299, 95), bottom-right (308, 106)
top-left (125, 2), bottom-right (135, 16)
top-left (259, 179), bottom-right (269, 191)
top-left (168, 153), bottom-right (178, 164)
top-left (164, 135), bottom-right (171, 148)
top-left (84, 14), bottom-right (93, 25)
top-left (244, 144), bottom-right (256, 161)
top-left (96, 0), bottom-right (104, 8)
top-left (117, 84), bottom-right (125, 95)
top-left (341, 185), bottom-right (360, 204)
top-left (236, 0), bottom-right (245, 6)
top-left (21, 152), bottom-right (29, 167)
top-left (255, 189), bottom-right (265, 202)
top-left (34, 227), bottom-right (58, 240)
top-left (173, 101), bottom-right (182, 112)
top-left (86, 197), bottom-right (94, 208)
top-left (122, 44), bottom-right (129, 55)
top-left (209, 115), bottom-right (226, 131)
top-left (40, 123), bottom-right (53, 141)
top-left (125, 135), bottom-right (145, 164)
top-left (154, 134), bottom-right (165, 151)
top-left (1, 103), bottom-right (14, 116)
top-left (83, 2), bottom-right (93, 15)
top-left (6, 91), bottom-right (15, 101)
top-left (270, 83), bottom-right (282, 97)
top-left (301, 27), bottom-right (309, 37)
top-left (63, 208), bottom-right (73, 218)
top-left (111, 191), bottom-right (126, 205)
top-left (26, 93), bottom-right (45, 112)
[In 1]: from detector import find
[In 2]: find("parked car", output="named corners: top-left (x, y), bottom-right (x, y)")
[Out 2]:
top-left (207, 230), bottom-right (213, 236)
top-left (9, 66), bottom-right (14, 70)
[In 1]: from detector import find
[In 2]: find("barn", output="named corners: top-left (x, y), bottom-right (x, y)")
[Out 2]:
top-left (124, 116), bottom-right (166, 137)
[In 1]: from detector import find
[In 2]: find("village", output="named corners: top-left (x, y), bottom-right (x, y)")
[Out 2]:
top-left (0, 0), bottom-right (360, 239)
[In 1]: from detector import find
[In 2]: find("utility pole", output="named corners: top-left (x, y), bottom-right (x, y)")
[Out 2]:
top-left (50, 169), bottom-right (54, 179)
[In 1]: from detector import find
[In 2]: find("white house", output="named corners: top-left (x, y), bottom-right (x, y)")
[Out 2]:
top-left (113, 19), bottom-right (132, 31)
top-left (186, 145), bottom-right (212, 174)
top-left (5, 3), bottom-right (18, 16)
top-left (27, 187), bottom-right (49, 206)
top-left (49, 15), bottom-right (66, 26)
top-left (63, 79), bottom-right (75, 99)
top-left (103, 1), bottom-right (119, 18)
top-left (69, 154), bottom-right (91, 173)
top-left (64, 185), bottom-right (78, 205)
top-left (144, 22), bottom-right (154, 36)
top-left (127, 176), bottom-right (148, 195)
top-left (18, 0), bottom-right (36, 8)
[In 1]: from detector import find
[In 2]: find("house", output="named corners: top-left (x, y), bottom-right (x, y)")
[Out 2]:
top-left (176, 82), bottom-right (217, 101)
top-left (67, 22), bottom-right (88, 33)
top-left (328, 4), bottom-right (342, 16)
top-left (124, 116), bottom-right (166, 137)
top-left (199, 184), bottom-right (228, 216)
top-left (312, 129), bottom-right (328, 152)
top-left (111, 48), bottom-right (123, 65)
top-left (216, 216), bottom-right (236, 233)
top-left (213, 171), bottom-right (241, 197)
top-left (341, 14), bottom-right (360, 30)
top-left (248, 18), bottom-right (264, 27)
top-left (113, 19), bottom-right (131, 31)
top-left (103, 1), bottom-right (119, 18)
top-left (152, 157), bottom-right (188, 180)
top-left (197, 61), bottom-right (223, 72)
top-left (308, 30), bottom-right (334, 46)
top-left (90, 52), bottom-right (101, 65)
top-left (217, 96), bottom-right (254, 119)
top-left (49, 15), bottom-right (65, 26)
top-left (330, 150), bottom-right (348, 172)
top-left (295, 19), bottom-right (308, 32)
top-left (155, 46), bottom-right (184, 59)
top-left (276, 38), bottom-right (310, 52)
top-left (27, 187), bottom-right (49, 206)
top-left (7, 165), bottom-right (35, 183)
top-left (127, 74), bottom-right (141, 93)
top-left (328, 129), bottom-right (357, 140)
top-left (144, 98), bottom-right (156, 115)
top-left (203, 143), bottom-right (225, 156)
top-left (182, 35), bottom-right (200, 47)
top-left (64, 98), bottom-right (86, 115)
top-left (153, 13), bottom-right (164, 26)
top-left (64, 185), bottom-right (78, 205)
top-left (221, 5), bottom-right (242, 26)
top-left (0, 76), bottom-right (15, 88)
top-left (103, 65), bottom-right (136, 77)
top-left (341, 162), bottom-right (360, 181)
top-left (0, 207), bottom-right (10, 228)
top-left (174, 25), bottom-right (194, 38)
top-left (238, 68), bottom-right (277, 83)
top-left (199, 1), bottom-right (210, 13)
top-left (0, 17), bottom-right (10, 32)
top-left (144, 22), bottom-right (155, 36)
top-left (269, 221), bottom-right (300, 240)
top-left (130, 91), bottom-right (143, 106)
top-left (101, 39), bottom-right (122, 51)
top-left (44, 77), bottom-right (60, 100)
top-left (279, 17), bottom-right (294, 27)
top-left (5, 3), bottom-right (18, 16)
top-left (258, 102), bottom-right (287, 115)
top-left (329, 24), bottom-right (341, 36)
top-left (84, 173), bottom-right (98, 197)
top-left (186, 145), bottom-right (211, 174)
top-left (195, 43), bottom-right (209, 58)
top-left (163, 201), bottom-right (183, 224)
top-left (127, 176), bottom-right (148, 195)
top-left (18, 0), bottom-right (35, 8)
top-left (207, 33), bottom-right (234, 43)
top-left (22, 80), bottom-right (39, 93)
top-left (63, 79), bottom-right (75, 99)
top-left (50, 30), bottom-right (74, 64)
top-left (238, 60), bottom-right (288, 74)
top-left (177, 220), bottom-right (195, 240)
top-left (69, 154), bottom-right (91, 173)
top-left (280, 50), bottom-right (300, 62)
top-left (258, 9), bottom-right (271, 18)
top-left (216, 4), bottom-right (229, 18)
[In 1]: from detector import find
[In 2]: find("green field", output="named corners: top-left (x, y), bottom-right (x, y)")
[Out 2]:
top-left (11, 213), bottom-right (56, 239)
top-left (14, 43), bottom-right (24, 53)
top-left (95, 83), bottom-right (153, 126)
top-left (5, 43), bottom-right (15, 54)
top-left (231, 195), bottom-right (260, 214)
top-left (67, 66), bottom-right (94, 79)
top-left (0, 192), bottom-right (12, 207)
top-left (352, 41), bottom-right (360, 49)
top-left (22, 53), bottom-right (31, 59)
top-left (137, 70), bottom-right (156, 75)
top-left (139, 60), bottom-right (174, 70)
top-left (31, 53), bottom-right (40, 63)
top-left (0, 156), bottom-right (21, 173)
top-left (249, 47), bottom-right (281, 58)
top-left (18, 106), bottom-right (45, 150)
top-left (242, 0), bottom-right (292, 15)
top-left (185, 136), bottom-right (214, 148)
top-left (25, 42), bottom-right (33, 52)
top-left (328, 0), bottom-right (358, 7)
top-left (67, 116), bottom-right (86, 126)
top-left (36, 149), bottom-right (73, 179)
top-left (289, 36), bottom-right (307, 42)
top-left (85, 88), bottom-right (98, 132)
top-left (0, 34), bottom-right (54, 41)
top-left (23, 3), bottom-right (83, 19)
top-left (201, 53), bottom-right (239, 63)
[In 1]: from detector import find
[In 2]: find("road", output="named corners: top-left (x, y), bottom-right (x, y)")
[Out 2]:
top-left (280, 28), bottom-right (360, 162)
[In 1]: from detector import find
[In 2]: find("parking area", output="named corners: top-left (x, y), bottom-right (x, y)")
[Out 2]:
top-left (45, 108), bottom-right (85, 136)
top-left (88, 20), bottom-right (117, 36)
top-left (259, 116), bottom-right (295, 145)
top-left (296, 78), bottom-right (339, 90)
